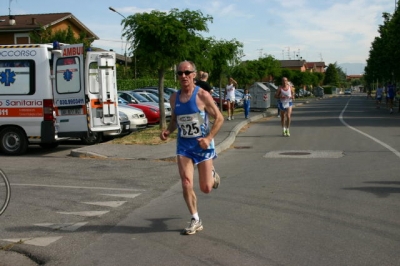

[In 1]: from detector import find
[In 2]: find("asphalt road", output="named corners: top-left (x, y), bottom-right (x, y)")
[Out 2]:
top-left (1, 93), bottom-right (400, 266)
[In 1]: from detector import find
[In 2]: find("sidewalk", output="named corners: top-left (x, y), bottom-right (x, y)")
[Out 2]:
top-left (69, 109), bottom-right (277, 160)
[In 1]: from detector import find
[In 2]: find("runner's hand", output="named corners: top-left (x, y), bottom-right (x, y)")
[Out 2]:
top-left (197, 137), bottom-right (211, 150)
top-left (160, 130), bottom-right (170, 140)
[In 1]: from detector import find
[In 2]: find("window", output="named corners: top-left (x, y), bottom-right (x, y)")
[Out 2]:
top-left (88, 62), bottom-right (99, 94)
top-left (55, 57), bottom-right (81, 94)
top-left (0, 60), bottom-right (35, 95)
top-left (15, 33), bottom-right (30, 44)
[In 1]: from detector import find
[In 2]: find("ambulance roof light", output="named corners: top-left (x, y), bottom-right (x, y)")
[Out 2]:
top-left (53, 41), bottom-right (60, 50)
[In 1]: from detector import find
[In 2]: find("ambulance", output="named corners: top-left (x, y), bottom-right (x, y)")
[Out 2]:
top-left (0, 42), bottom-right (120, 155)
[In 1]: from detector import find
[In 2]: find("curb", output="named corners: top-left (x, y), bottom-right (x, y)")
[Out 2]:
top-left (69, 149), bottom-right (108, 159)
top-left (215, 112), bottom-right (271, 154)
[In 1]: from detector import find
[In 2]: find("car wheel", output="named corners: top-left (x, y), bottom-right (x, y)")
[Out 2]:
top-left (80, 131), bottom-right (103, 145)
top-left (0, 126), bottom-right (28, 155)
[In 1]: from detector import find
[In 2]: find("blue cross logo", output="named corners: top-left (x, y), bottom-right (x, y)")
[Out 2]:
top-left (0, 69), bottom-right (16, 86)
top-left (63, 69), bottom-right (73, 81)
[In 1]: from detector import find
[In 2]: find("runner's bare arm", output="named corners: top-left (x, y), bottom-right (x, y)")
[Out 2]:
top-left (198, 89), bottom-right (224, 141)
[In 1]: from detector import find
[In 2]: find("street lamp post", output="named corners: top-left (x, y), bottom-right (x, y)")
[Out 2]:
top-left (109, 7), bottom-right (128, 74)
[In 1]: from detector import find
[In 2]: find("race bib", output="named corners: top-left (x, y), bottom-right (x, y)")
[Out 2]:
top-left (177, 113), bottom-right (203, 138)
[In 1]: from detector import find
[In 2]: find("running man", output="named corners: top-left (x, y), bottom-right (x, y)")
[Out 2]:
top-left (160, 61), bottom-right (224, 235)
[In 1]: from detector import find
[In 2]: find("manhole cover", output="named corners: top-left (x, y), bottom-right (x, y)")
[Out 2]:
top-left (280, 152), bottom-right (311, 156)
top-left (234, 146), bottom-right (252, 149)
top-left (264, 150), bottom-right (344, 158)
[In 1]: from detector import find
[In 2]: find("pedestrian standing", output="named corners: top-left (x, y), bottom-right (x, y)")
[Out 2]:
top-left (225, 77), bottom-right (237, 121)
top-left (274, 77), bottom-right (295, 137)
top-left (160, 60), bottom-right (224, 235)
top-left (242, 88), bottom-right (251, 119)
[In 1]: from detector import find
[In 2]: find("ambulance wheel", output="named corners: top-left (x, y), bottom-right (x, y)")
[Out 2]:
top-left (0, 127), bottom-right (28, 155)
top-left (39, 143), bottom-right (59, 149)
top-left (80, 132), bottom-right (103, 145)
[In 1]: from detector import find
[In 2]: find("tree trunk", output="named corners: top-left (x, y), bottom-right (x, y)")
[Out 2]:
top-left (158, 69), bottom-right (167, 129)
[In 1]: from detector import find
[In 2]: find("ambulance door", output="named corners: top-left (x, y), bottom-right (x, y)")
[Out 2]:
top-left (85, 51), bottom-right (119, 132)
top-left (52, 44), bottom-right (88, 137)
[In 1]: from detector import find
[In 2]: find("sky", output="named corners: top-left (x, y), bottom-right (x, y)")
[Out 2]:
top-left (3, 0), bottom-right (397, 74)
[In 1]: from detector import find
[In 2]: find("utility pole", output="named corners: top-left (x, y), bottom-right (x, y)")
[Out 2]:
top-left (109, 7), bottom-right (128, 77)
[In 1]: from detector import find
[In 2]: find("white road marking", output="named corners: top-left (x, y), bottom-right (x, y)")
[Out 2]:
top-left (82, 201), bottom-right (127, 208)
top-left (1, 236), bottom-right (62, 246)
top-left (100, 193), bottom-right (141, 199)
top-left (34, 222), bottom-right (88, 231)
top-left (340, 98), bottom-right (400, 159)
top-left (10, 184), bottom-right (145, 191)
top-left (57, 211), bottom-right (109, 217)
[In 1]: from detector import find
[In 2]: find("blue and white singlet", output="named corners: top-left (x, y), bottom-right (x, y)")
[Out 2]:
top-left (175, 86), bottom-right (216, 163)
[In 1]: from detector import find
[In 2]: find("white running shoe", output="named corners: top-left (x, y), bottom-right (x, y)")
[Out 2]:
top-left (183, 218), bottom-right (203, 235)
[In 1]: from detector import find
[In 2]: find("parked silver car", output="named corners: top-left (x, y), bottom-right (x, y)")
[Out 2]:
top-left (118, 102), bottom-right (148, 131)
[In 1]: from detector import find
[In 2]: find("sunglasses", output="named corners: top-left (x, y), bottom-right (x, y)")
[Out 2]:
top-left (177, 70), bottom-right (195, 76)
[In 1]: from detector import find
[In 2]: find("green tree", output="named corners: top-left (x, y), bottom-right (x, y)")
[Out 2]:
top-left (313, 72), bottom-right (325, 86)
top-left (335, 65), bottom-right (348, 88)
top-left (324, 63), bottom-right (339, 86)
top-left (365, 6), bottom-right (400, 86)
top-left (206, 38), bottom-right (243, 111)
top-left (365, 13), bottom-right (393, 85)
top-left (122, 8), bottom-right (213, 128)
top-left (231, 61), bottom-right (252, 88)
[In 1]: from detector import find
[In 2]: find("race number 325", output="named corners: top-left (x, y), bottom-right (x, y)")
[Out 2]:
top-left (180, 123), bottom-right (201, 138)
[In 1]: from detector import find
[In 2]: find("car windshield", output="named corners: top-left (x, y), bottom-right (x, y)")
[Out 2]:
top-left (118, 97), bottom-right (129, 105)
top-left (130, 91), bottom-right (151, 103)
top-left (146, 93), bottom-right (160, 102)
top-left (137, 93), bottom-right (155, 102)
top-left (165, 88), bottom-right (178, 95)
top-left (150, 90), bottom-right (170, 100)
